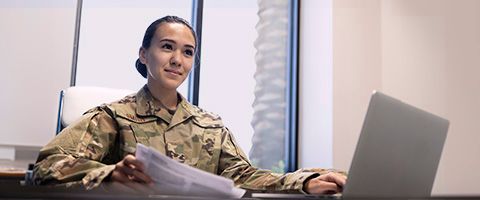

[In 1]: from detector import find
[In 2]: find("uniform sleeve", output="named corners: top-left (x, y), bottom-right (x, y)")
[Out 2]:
top-left (218, 128), bottom-right (320, 194)
top-left (33, 107), bottom-right (120, 189)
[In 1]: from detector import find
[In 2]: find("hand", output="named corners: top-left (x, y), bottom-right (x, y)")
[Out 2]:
top-left (304, 172), bottom-right (347, 195)
top-left (111, 154), bottom-right (153, 184)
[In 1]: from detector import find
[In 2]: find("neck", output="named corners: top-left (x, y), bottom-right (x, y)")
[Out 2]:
top-left (146, 82), bottom-right (178, 110)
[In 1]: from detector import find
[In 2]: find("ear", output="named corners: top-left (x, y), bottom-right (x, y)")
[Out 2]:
top-left (139, 47), bottom-right (148, 65)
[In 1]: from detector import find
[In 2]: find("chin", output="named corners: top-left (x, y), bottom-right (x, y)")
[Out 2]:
top-left (163, 81), bottom-right (183, 90)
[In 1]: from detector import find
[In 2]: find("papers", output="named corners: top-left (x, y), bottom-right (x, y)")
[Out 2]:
top-left (135, 144), bottom-right (245, 198)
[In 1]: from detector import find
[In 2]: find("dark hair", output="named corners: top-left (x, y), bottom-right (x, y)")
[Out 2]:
top-left (136, 16), bottom-right (197, 78)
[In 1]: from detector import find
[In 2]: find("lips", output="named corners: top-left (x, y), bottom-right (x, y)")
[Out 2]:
top-left (165, 69), bottom-right (182, 76)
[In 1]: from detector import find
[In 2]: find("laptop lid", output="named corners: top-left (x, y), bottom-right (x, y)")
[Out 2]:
top-left (343, 91), bottom-right (449, 198)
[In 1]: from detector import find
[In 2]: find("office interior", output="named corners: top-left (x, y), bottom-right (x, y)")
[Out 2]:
top-left (0, 0), bottom-right (479, 197)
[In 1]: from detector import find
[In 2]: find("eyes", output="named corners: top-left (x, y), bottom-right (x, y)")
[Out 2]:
top-left (161, 43), bottom-right (173, 50)
top-left (160, 42), bottom-right (194, 57)
top-left (184, 49), bottom-right (194, 56)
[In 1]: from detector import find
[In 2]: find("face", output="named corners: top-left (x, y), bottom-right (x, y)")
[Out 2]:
top-left (139, 23), bottom-right (195, 91)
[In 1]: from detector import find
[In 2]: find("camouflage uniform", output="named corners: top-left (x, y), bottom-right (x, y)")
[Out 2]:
top-left (33, 85), bottom-right (324, 193)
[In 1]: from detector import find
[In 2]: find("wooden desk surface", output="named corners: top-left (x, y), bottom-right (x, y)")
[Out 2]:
top-left (0, 167), bottom-right (25, 178)
top-left (0, 159), bottom-right (30, 180)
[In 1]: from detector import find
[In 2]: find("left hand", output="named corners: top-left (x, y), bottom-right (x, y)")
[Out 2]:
top-left (304, 172), bottom-right (347, 195)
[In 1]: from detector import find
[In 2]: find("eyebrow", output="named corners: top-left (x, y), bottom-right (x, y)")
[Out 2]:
top-left (159, 39), bottom-right (195, 49)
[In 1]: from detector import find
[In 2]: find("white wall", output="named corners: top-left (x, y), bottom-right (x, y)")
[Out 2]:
top-left (298, 0), bottom-right (334, 168)
top-left (333, 0), bottom-right (480, 195)
top-left (0, 0), bottom-right (75, 147)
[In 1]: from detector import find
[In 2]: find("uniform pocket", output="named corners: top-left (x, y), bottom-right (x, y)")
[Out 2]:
top-left (130, 122), bottom-right (166, 155)
top-left (194, 129), bottom-right (221, 174)
top-left (116, 113), bottom-right (158, 154)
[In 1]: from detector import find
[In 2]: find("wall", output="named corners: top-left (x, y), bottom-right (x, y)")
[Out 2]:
top-left (0, 1), bottom-right (75, 148)
top-left (332, 0), bottom-right (383, 172)
top-left (333, 0), bottom-right (480, 195)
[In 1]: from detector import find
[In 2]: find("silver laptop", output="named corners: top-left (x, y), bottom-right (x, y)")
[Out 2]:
top-left (253, 91), bottom-right (449, 199)
top-left (342, 91), bottom-right (449, 198)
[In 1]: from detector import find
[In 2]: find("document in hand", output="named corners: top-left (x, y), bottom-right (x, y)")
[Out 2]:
top-left (135, 144), bottom-right (246, 198)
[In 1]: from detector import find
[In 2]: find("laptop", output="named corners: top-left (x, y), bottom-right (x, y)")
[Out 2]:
top-left (252, 91), bottom-right (449, 199)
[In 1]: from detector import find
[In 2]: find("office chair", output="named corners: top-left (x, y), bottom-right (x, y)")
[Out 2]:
top-left (55, 86), bottom-right (135, 134)
top-left (23, 86), bottom-right (135, 186)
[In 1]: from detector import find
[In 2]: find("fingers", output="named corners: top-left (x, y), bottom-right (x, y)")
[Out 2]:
top-left (111, 169), bottom-right (131, 183)
top-left (319, 172), bottom-right (347, 188)
top-left (122, 155), bottom-right (152, 183)
top-left (130, 169), bottom-right (153, 183)
top-left (318, 181), bottom-right (342, 194)
top-left (111, 155), bottom-right (153, 184)
top-left (123, 155), bottom-right (146, 172)
top-left (305, 178), bottom-right (342, 194)
top-left (306, 172), bottom-right (348, 195)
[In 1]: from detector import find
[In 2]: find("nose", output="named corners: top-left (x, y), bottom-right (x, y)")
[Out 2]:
top-left (170, 50), bottom-right (182, 67)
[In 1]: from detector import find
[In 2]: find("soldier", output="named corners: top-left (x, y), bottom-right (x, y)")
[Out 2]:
top-left (33, 15), bottom-right (346, 194)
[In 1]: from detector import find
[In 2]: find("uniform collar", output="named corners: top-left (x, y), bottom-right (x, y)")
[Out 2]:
top-left (168, 95), bottom-right (196, 129)
top-left (135, 85), bottom-right (195, 127)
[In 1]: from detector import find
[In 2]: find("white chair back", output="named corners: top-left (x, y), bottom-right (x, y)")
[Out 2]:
top-left (56, 86), bottom-right (135, 134)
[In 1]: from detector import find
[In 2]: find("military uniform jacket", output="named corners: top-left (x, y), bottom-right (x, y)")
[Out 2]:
top-left (33, 86), bottom-right (320, 192)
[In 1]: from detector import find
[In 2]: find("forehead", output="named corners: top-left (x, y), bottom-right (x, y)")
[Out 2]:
top-left (153, 23), bottom-right (195, 46)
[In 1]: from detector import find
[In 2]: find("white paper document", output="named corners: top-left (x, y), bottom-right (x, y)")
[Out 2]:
top-left (135, 144), bottom-right (245, 198)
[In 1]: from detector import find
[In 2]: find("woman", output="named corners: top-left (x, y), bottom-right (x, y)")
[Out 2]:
top-left (33, 16), bottom-right (345, 194)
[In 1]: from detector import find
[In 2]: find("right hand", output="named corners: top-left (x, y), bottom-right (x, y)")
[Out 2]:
top-left (304, 172), bottom-right (347, 195)
top-left (111, 154), bottom-right (153, 184)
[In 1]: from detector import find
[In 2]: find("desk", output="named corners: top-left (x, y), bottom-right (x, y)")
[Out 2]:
top-left (0, 159), bottom-right (29, 185)
top-left (0, 184), bottom-right (240, 200)
top-left (0, 168), bottom-right (25, 179)
top-left (0, 183), bottom-right (478, 200)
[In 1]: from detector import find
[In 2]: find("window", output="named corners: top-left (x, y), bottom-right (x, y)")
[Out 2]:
top-left (198, 0), bottom-right (298, 172)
